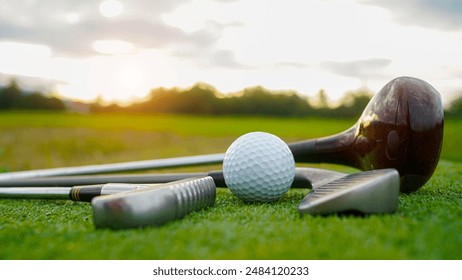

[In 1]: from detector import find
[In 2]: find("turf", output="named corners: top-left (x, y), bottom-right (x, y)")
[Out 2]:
top-left (0, 111), bottom-right (461, 259)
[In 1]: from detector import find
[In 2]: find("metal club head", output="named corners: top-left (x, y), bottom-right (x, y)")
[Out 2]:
top-left (92, 176), bottom-right (216, 229)
top-left (298, 169), bottom-right (400, 215)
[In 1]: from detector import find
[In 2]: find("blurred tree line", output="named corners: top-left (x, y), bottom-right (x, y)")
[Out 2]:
top-left (0, 80), bottom-right (65, 111)
top-left (446, 95), bottom-right (462, 118)
top-left (2, 79), bottom-right (462, 118)
top-left (91, 82), bottom-right (373, 119)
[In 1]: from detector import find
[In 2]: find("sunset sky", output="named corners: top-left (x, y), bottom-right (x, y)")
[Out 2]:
top-left (0, 0), bottom-right (461, 106)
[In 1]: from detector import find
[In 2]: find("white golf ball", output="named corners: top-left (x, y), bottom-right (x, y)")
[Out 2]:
top-left (223, 131), bottom-right (295, 202)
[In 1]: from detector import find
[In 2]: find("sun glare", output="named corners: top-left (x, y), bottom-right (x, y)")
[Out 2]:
top-left (99, 0), bottom-right (124, 18)
top-left (117, 65), bottom-right (144, 91)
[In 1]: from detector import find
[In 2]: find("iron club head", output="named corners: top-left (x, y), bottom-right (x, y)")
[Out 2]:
top-left (92, 176), bottom-right (216, 229)
top-left (298, 169), bottom-right (400, 215)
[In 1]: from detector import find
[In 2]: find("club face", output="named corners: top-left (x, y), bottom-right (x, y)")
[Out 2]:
top-left (298, 169), bottom-right (400, 215)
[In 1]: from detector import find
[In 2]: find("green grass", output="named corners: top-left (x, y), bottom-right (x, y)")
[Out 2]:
top-left (0, 111), bottom-right (461, 259)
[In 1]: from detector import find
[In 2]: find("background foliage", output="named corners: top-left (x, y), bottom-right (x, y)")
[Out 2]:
top-left (3, 79), bottom-right (461, 118)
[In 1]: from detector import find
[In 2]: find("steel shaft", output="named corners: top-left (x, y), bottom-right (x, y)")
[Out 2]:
top-left (0, 153), bottom-right (224, 181)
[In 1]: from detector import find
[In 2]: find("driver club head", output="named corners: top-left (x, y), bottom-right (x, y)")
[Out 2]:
top-left (298, 169), bottom-right (400, 215)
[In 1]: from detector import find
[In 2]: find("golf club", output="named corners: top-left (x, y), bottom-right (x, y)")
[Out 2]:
top-left (290, 76), bottom-right (443, 193)
top-left (92, 176), bottom-right (217, 229)
top-left (0, 183), bottom-right (155, 202)
top-left (0, 77), bottom-right (443, 193)
top-left (298, 169), bottom-right (400, 215)
top-left (0, 167), bottom-right (348, 199)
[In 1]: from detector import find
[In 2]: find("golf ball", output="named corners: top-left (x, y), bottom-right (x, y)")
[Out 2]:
top-left (223, 131), bottom-right (295, 202)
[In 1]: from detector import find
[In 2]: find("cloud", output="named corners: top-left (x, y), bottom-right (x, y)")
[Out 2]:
top-left (321, 58), bottom-right (392, 78)
top-left (211, 0), bottom-right (241, 3)
top-left (359, 0), bottom-right (462, 30)
top-left (208, 49), bottom-right (247, 68)
top-left (0, 72), bottom-right (63, 92)
top-left (0, 0), bottom-right (224, 57)
top-left (274, 62), bottom-right (312, 69)
top-left (167, 20), bottom-right (246, 68)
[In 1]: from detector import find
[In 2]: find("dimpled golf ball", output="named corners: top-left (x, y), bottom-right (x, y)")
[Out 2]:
top-left (223, 131), bottom-right (295, 202)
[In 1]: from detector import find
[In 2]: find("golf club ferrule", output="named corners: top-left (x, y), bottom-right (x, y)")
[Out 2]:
top-left (69, 185), bottom-right (105, 202)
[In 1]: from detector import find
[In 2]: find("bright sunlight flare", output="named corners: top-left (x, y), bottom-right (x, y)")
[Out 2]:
top-left (99, 0), bottom-right (124, 18)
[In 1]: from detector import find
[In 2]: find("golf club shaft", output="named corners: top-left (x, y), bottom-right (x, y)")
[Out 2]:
top-left (0, 153), bottom-right (225, 181)
top-left (0, 140), bottom-right (338, 182)
top-left (0, 171), bottom-right (220, 187)
top-left (0, 167), bottom-right (347, 190)
top-left (0, 183), bottom-right (152, 201)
